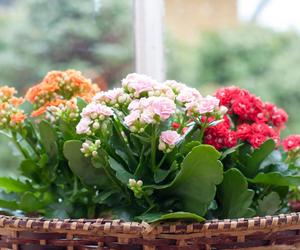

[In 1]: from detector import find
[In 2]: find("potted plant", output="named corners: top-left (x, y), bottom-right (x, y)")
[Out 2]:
top-left (0, 70), bottom-right (299, 249)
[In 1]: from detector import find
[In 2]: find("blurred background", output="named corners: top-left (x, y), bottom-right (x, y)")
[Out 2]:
top-left (1, 0), bottom-right (300, 175)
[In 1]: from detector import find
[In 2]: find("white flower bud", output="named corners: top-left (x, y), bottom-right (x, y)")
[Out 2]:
top-left (92, 151), bottom-right (98, 157)
top-left (93, 122), bottom-right (100, 129)
top-left (158, 142), bottom-right (166, 151)
top-left (82, 142), bottom-right (89, 149)
top-left (129, 179), bottom-right (136, 187)
top-left (95, 140), bottom-right (101, 146)
top-left (91, 112), bottom-right (98, 119)
top-left (137, 180), bottom-right (143, 187)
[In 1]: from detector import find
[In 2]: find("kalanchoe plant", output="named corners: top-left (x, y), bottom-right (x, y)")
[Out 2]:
top-left (0, 71), bottom-right (300, 222)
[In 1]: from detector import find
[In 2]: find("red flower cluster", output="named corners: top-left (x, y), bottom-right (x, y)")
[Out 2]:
top-left (204, 116), bottom-right (237, 150)
top-left (282, 135), bottom-right (300, 152)
top-left (215, 86), bottom-right (288, 128)
top-left (236, 123), bottom-right (280, 148)
top-left (213, 86), bottom-right (288, 149)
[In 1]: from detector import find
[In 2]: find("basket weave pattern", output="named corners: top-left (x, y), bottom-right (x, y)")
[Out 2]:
top-left (1, 214), bottom-right (300, 249)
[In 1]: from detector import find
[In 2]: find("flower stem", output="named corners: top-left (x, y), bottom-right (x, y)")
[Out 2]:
top-left (151, 125), bottom-right (158, 172)
top-left (11, 132), bottom-right (30, 159)
top-left (198, 116), bottom-right (209, 143)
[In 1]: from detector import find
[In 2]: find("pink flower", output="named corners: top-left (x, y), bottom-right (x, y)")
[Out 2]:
top-left (124, 110), bottom-right (140, 127)
top-left (176, 87), bottom-right (202, 103)
top-left (122, 73), bottom-right (156, 96)
top-left (149, 97), bottom-right (176, 120)
top-left (160, 130), bottom-right (181, 146)
top-left (76, 117), bottom-right (92, 134)
top-left (198, 96), bottom-right (220, 114)
top-left (82, 103), bottom-right (113, 118)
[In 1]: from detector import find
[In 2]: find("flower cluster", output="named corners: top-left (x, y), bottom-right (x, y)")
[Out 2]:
top-left (76, 102), bottom-right (113, 135)
top-left (45, 99), bottom-right (79, 123)
top-left (80, 140), bottom-right (101, 158)
top-left (124, 97), bottom-right (176, 132)
top-left (283, 135), bottom-right (300, 152)
top-left (204, 116), bottom-right (237, 150)
top-left (159, 130), bottom-right (181, 152)
top-left (213, 86), bottom-right (287, 148)
top-left (128, 179), bottom-right (143, 199)
top-left (0, 86), bottom-right (26, 130)
top-left (25, 70), bottom-right (99, 117)
top-left (237, 123), bottom-right (280, 148)
top-left (216, 86), bottom-right (288, 128)
top-left (93, 88), bottom-right (131, 108)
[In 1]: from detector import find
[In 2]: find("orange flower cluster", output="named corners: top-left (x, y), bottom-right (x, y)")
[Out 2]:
top-left (25, 70), bottom-right (99, 117)
top-left (0, 86), bottom-right (26, 129)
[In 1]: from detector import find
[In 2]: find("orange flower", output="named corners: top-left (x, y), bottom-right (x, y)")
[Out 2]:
top-left (10, 112), bottom-right (26, 124)
top-left (10, 97), bottom-right (24, 107)
top-left (25, 84), bottom-right (43, 103)
top-left (0, 86), bottom-right (17, 101)
top-left (31, 106), bottom-right (47, 117)
top-left (0, 102), bottom-right (8, 111)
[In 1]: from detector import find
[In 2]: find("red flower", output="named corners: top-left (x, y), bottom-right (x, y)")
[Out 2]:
top-left (265, 103), bottom-right (288, 129)
top-left (204, 120), bottom-right (237, 150)
top-left (249, 133), bottom-right (267, 149)
top-left (237, 124), bottom-right (252, 140)
top-left (282, 135), bottom-right (300, 152)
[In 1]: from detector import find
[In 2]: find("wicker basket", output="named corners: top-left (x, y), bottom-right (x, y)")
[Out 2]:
top-left (1, 214), bottom-right (300, 249)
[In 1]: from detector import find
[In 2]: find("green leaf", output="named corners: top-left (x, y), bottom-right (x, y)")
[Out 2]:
top-left (19, 100), bottom-right (34, 115)
top-left (250, 172), bottom-right (300, 186)
top-left (243, 139), bottom-right (275, 178)
top-left (108, 157), bottom-right (134, 184)
top-left (0, 177), bottom-right (31, 193)
top-left (136, 212), bottom-right (205, 223)
top-left (180, 141), bottom-right (201, 156)
top-left (221, 143), bottom-right (244, 160)
top-left (217, 168), bottom-right (255, 219)
top-left (257, 192), bottom-right (281, 216)
top-left (20, 159), bottom-right (40, 181)
top-left (38, 121), bottom-right (58, 161)
top-left (158, 145), bottom-right (223, 216)
top-left (0, 199), bottom-right (18, 210)
top-left (76, 97), bottom-right (87, 111)
top-left (93, 190), bottom-right (118, 204)
top-left (19, 192), bottom-right (43, 212)
top-left (63, 140), bottom-right (110, 187)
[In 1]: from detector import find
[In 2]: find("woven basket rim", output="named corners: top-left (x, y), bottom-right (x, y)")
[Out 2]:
top-left (1, 212), bottom-right (300, 235)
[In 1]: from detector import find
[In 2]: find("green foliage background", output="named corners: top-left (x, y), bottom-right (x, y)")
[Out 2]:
top-left (167, 26), bottom-right (300, 135)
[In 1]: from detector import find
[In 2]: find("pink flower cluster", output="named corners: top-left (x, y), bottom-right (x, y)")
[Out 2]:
top-left (282, 135), bottom-right (300, 152)
top-left (122, 73), bottom-right (158, 98)
top-left (76, 103), bottom-right (114, 135)
top-left (159, 130), bottom-right (181, 152)
top-left (124, 96), bottom-right (176, 132)
top-left (93, 88), bottom-right (131, 107)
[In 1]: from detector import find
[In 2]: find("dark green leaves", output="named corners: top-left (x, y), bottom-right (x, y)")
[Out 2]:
top-left (241, 140), bottom-right (275, 178)
top-left (108, 157), bottom-right (133, 184)
top-left (217, 169), bottom-right (255, 219)
top-left (162, 145), bottom-right (223, 216)
top-left (38, 121), bottom-right (58, 161)
top-left (63, 140), bottom-right (109, 187)
top-left (257, 192), bottom-right (281, 216)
